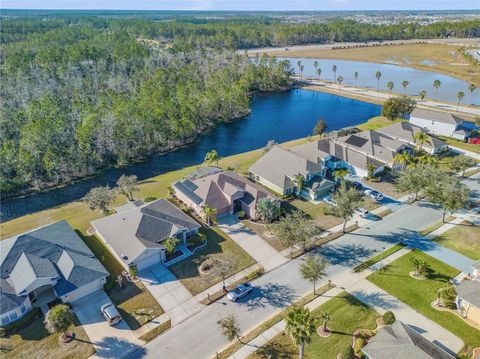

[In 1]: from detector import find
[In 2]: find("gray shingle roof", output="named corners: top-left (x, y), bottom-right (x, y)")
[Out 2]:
top-left (362, 321), bottom-right (454, 359)
top-left (455, 279), bottom-right (480, 307)
top-left (376, 121), bottom-right (447, 150)
top-left (0, 221), bottom-right (109, 314)
top-left (410, 108), bottom-right (465, 126)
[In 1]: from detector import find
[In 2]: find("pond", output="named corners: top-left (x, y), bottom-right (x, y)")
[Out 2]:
top-left (280, 58), bottom-right (480, 106)
top-left (0, 89), bottom-right (380, 221)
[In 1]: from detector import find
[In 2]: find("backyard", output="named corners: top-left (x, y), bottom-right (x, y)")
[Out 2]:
top-left (368, 250), bottom-right (480, 358)
top-left (248, 292), bottom-right (379, 359)
top-left (168, 227), bottom-right (256, 296)
top-left (0, 309), bottom-right (95, 359)
top-left (433, 221), bottom-right (480, 260)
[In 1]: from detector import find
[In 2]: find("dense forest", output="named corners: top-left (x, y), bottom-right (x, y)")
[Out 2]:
top-left (1, 15), bottom-right (479, 194)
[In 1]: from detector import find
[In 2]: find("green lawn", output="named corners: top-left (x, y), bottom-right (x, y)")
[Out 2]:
top-left (1, 309), bottom-right (95, 359)
top-left (433, 221), bottom-right (480, 260)
top-left (368, 250), bottom-right (480, 358)
top-left (287, 199), bottom-right (343, 229)
top-left (356, 116), bottom-right (403, 131)
top-left (169, 227), bottom-right (256, 296)
top-left (418, 216), bottom-right (455, 237)
top-left (439, 136), bottom-right (480, 155)
top-left (249, 292), bottom-right (379, 359)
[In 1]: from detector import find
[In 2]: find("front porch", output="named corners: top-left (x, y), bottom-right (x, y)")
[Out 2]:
top-left (30, 286), bottom-right (58, 314)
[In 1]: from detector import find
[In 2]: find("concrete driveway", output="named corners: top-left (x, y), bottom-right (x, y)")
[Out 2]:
top-left (217, 215), bottom-right (288, 272)
top-left (139, 264), bottom-right (205, 326)
top-left (72, 290), bottom-right (143, 359)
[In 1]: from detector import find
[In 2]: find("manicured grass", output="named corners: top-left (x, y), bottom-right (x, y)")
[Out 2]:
top-left (433, 221), bottom-right (480, 260)
top-left (242, 220), bottom-right (287, 252)
top-left (287, 199), bottom-right (343, 229)
top-left (439, 136), bottom-right (480, 155)
top-left (138, 319), bottom-right (171, 343)
top-left (249, 292), bottom-right (379, 359)
top-left (356, 116), bottom-right (401, 131)
top-left (353, 243), bottom-right (405, 272)
top-left (418, 216), bottom-right (455, 237)
top-left (1, 310), bottom-right (95, 359)
top-left (169, 227), bottom-right (256, 296)
top-left (368, 250), bottom-right (480, 358)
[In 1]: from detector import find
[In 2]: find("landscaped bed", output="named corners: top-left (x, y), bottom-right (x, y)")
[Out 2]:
top-left (433, 221), bottom-right (480, 260)
top-left (368, 250), bottom-right (480, 359)
top-left (168, 227), bottom-right (256, 296)
top-left (1, 308), bottom-right (95, 359)
top-left (248, 292), bottom-right (379, 359)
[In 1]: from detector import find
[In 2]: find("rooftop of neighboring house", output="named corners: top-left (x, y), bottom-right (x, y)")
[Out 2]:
top-left (174, 170), bottom-right (279, 209)
top-left (455, 278), bottom-right (480, 308)
top-left (91, 199), bottom-right (200, 265)
top-left (376, 121), bottom-right (447, 150)
top-left (0, 221), bottom-right (109, 314)
top-left (362, 321), bottom-right (455, 359)
top-left (410, 108), bottom-right (467, 126)
top-left (249, 146), bottom-right (323, 190)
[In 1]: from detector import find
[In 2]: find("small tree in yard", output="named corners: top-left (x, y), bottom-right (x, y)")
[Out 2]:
top-left (366, 163), bottom-right (377, 180)
top-left (44, 304), bottom-right (74, 337)
top-left (273, 210), bottom-right (321, 250)
top-left (256, 197), bottom-right (281, 223)
top-left (217, 314), bottom-right (241, 342)
top-left (320, 311), bottom-right (331, 331)
top-left (286, 307), bottom-right (316, 359)
top-left (396, 164), bottom-right (435, 201)
top-left (299, 253), bottom-right (328, 294)
top-left (382, 311), bottom-right (396, 325)
top-left (381, 96), bottom-right (416, 121)
top-left (204, 149), bottom-right (220, 166)
top-left (116, 174), bottom-right (139, 201)
top-left (413, 132), bottom-right (431, 152)
top-left (294, 173), bottom-right (305, 197)
top-left (164, 237), bottom-right (179, 255)
top-left (331, 184), bottom-right (362, 233)
top-left (426, 174), bottom-right (470, 222)
top-left (313, 118), bottom-right (327, 136)
top-left (203, 204), bottom-right (218, 226)
top-left (410, 257), bottom-right (429, 277)
top-left (83, 186), bottom-right (116, 215)
top-left (450, 155), bottom-right (476, 177)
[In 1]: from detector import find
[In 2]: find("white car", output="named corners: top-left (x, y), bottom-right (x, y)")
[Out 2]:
top-left (364, 189), bottom-right (384, 201)
top-left (355, 207), bottom-right (369, 218)
top-left (101, 303), bottom-right (122, 326)
top-left (323, 196), bottom-right (337, 207)
top-left (227, 283), bottom-right (253, 302)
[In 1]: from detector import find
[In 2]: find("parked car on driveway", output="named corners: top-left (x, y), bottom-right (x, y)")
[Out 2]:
top-left (364, 189), bottom-right (384, 201)
top-left (355, 207), bottom-right (369, 218)
top-left (227, 283), bottom-right (253, 302)
top-left (469, 138), bottom-right (480, 144)
top-left (323, 196), bottom-right (337, 207)
top-left (101, 303), bottom-right (122, 326)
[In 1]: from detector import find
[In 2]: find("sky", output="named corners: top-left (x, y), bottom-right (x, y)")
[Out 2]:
top-left (2, 0), bottom-right (480, 11)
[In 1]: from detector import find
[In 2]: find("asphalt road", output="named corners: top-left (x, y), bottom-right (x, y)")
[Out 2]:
top-left (130, 200), bottom-right (444, 359)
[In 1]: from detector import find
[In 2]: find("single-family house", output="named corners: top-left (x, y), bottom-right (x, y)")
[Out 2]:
top-left (362, 320), bottom-right (455, 359)
top-left (248, 146), bottom-right (335, 200)
top-left (409, 108), bottom-right (477, 140)
top-left (454, 260), bottom-right (480, 326)
top-left (92, 199), bottom-right (201, 270)
top-left (173, 170), bottom-right (280, 220)
top-left (0, 221), bottom-right (109, 326)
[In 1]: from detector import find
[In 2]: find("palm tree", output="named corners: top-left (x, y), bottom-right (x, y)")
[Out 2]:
top-left (433, 79), bottom-right (441, 101)
top-left (468, 84), bottom-right (477, 105)
top-left (332, 65), bottom-right (337, 82)
top-left (353, 71), bottom-right (359, 88)
top-left (285, 307), bottom-right (316, 359)
top-left (294, 173), bottom-right (305, 197)
top-left (417, 155), bottom-right (438, 167)
top-left (413, 132), bottom-right (431, 152)
top-left (457, 91), bottom-right (465, 111)
top-left (297, 60), bottom-right (302, 76)
top-left (393, 151), bottom-right (412, 170)
top-left (419, 90), bottom-right (427, 103)
top-left (402, 80), bottom-right (409, 94)
top-left (313, 60), bottom-right (318, 72)
top-left (203, 205), bottom-right (218, 226)
top-left (204, 149), bottom-right (220, 166)
top-left (337, 75), bottom-right (344, 89)
top-left (387, 81), bottom-right (394, 96)
top-left (316, 68), bottom-right (322, 79)
top-left (299, 65), bottom-right (304, 79)
top-left (375, 71), bottom-right (382, 90)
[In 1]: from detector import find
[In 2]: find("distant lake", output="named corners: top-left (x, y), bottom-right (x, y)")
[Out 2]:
top-left (281, 57), bottom-right (480, 106)
top-left (0, 89), bottom-right (380, 222)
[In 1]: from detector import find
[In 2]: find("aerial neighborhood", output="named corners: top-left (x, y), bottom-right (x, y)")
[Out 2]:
top-left (0, 4), bottom-right (479, 359)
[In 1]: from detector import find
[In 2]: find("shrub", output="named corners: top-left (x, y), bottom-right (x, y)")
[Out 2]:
top-left (103, 276), bottom-right (115, 292)
top-left (187, 232), bottom-right (206, 247)
top-left (44, 305), bottom-right (74, 334)
top-left (341, 345), bottom-right (355, 359)
top-left (237, 210), bottom-right (245, 219)
top-left (129, 265), bottom-right (138, 278)
top-left (382, 311), bottom-right (396, 325)
top-left (144, 195), bottom-right (158, 202)
top-left (443, 299), bottom-right (457, 309)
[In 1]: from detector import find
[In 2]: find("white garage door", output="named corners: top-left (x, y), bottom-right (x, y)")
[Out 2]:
top-left (63, 278), bottom-right (106, 303)
top-left (135, 251), bottom-right (162, 270)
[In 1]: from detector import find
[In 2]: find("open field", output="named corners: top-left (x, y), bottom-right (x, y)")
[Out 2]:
top-left (267, 43), bottom-right (480, 86)
top-left (433, 221), bottom-right (480, 260)
top-left (368, 250), bottom-right (480, 358)
top-left (248, 292), bottom-right (379, 359)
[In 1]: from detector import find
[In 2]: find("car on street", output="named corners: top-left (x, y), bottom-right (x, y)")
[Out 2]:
top-left (355, 207), bottom-right (369, 218)
top-left (323, 196), bottom-right (337, 207)
top-left (227, 283), bottom-right (253, 302)
top-left (364, 189), bottom-right (384, 201)
top-left (469, 138), bottom-right (480, 144)
top-left (349, 181), bottom-right (363, 191)
top-left (101, 303), bottom-right (122, 326)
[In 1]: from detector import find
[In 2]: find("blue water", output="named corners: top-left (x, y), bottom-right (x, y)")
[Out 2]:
top-left (0, 89), bottom-right (380, 222)
top-left (282, 58), bottom-right (480, 106)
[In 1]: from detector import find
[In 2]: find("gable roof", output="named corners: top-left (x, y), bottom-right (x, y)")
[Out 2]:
top-left (362, 321), bottom-right (455, 359)
top-left (0, 221), bottom-right (109, 313)
top-left (410, 108), bottom-right (465, 126)
top-left (376, 122), bottom-right (447, 150)
top-left (249, 146), bottom-right (323, 190)
top-left (91, 199), bottom-right (201, 265)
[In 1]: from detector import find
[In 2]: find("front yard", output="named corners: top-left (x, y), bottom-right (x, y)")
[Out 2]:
top-left (248, 292), bottom-right (379, 359)
top-left (440, 136), bottom-right (480, 155)
top-left (433, 221), bottom-right (480, 260)
top-left (242, 220), bottom-right (287, 252)
top-left (1, 309), bottom-right (95, 359)
top-left (168, 227), bottom-right (256, 296)
top-left (287, 199), bottom-right (343, 229)
top-left (368, 250), bottom-right (480, 358)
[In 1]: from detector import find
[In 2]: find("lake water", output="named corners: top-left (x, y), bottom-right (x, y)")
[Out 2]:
top-left (281, 58), bottom-right (480, 106)
top-left (0, 89), bottom-right (380, 222)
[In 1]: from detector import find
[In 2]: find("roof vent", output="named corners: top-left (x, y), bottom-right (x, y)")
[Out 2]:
top-left (121, 254), bottom-right (128, 261)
